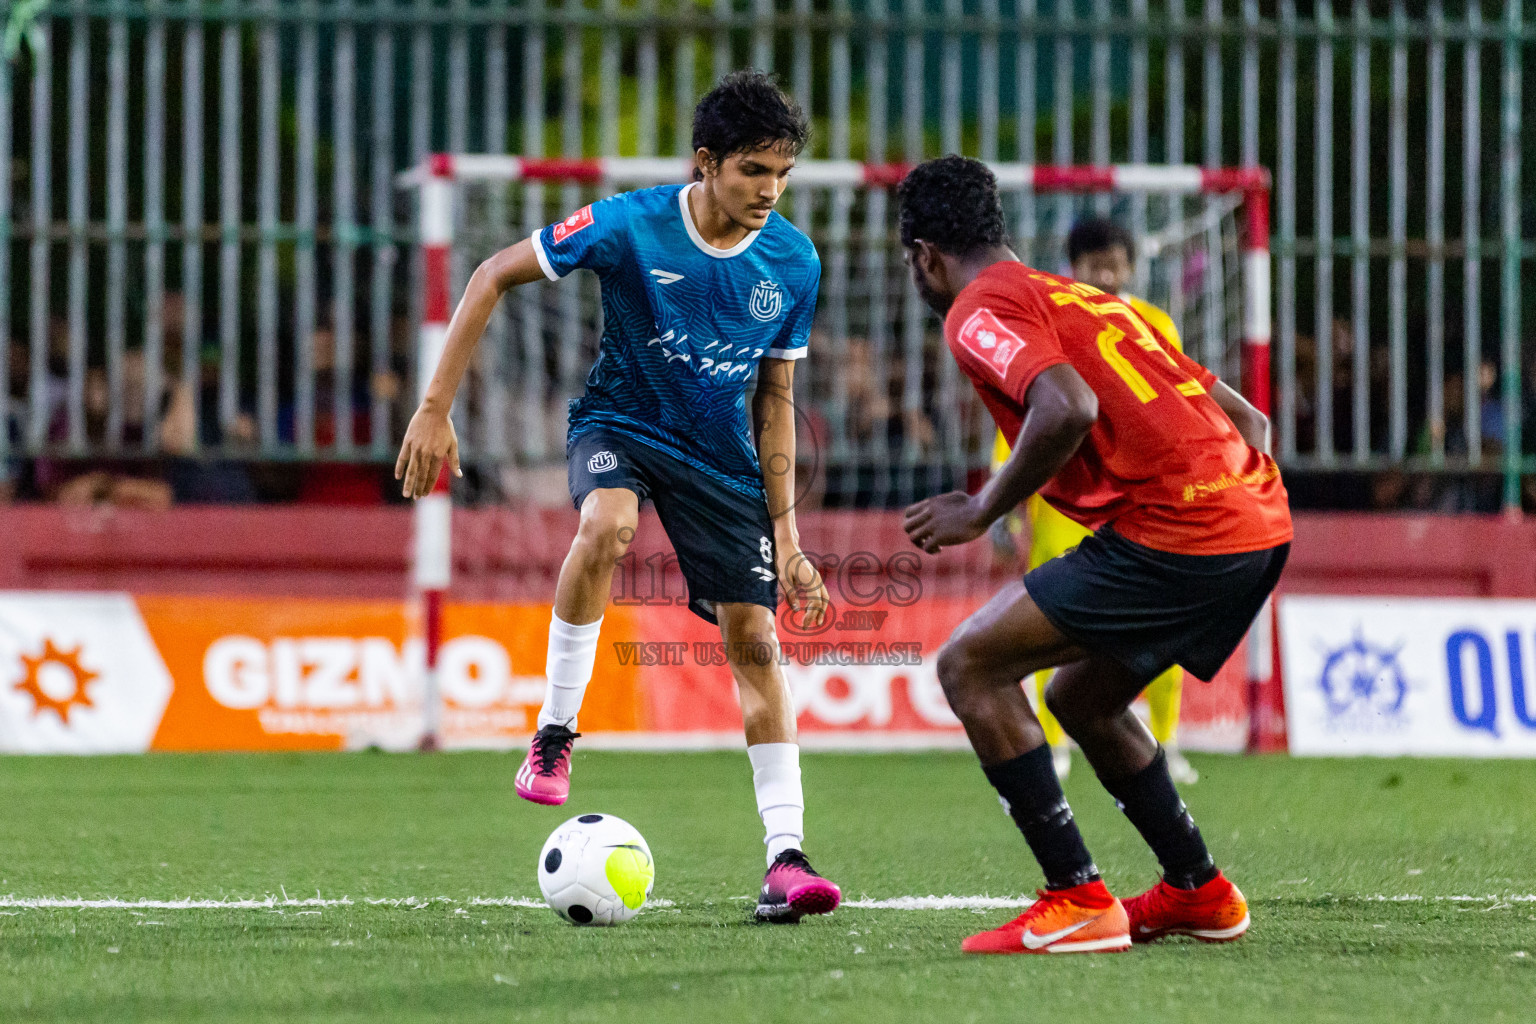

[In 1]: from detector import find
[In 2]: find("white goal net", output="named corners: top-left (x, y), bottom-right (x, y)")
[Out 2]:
top-left (412, 159), bottom-right (1263, 512)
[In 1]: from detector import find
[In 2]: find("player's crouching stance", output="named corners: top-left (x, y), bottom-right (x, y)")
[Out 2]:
top-left (896, 157), bottom-right (1293, 954)
top-left (395, 71), bottom-right (840, 923)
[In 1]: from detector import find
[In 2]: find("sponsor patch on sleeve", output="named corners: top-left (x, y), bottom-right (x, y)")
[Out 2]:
top-left (957, 307), bottom-right (1026, 379)
top-left (551, 205), bottom-right (595, 244)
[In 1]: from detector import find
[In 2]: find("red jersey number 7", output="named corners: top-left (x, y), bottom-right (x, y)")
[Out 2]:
top-left (1045, 290), bottom-right (1206, 405)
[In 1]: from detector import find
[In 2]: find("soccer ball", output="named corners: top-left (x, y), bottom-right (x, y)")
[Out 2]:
top-left (537, 813), bottom-right (654, 926)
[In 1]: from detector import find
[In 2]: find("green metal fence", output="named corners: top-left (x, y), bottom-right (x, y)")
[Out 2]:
top-left (0, 1), bottom-right (1531, 508)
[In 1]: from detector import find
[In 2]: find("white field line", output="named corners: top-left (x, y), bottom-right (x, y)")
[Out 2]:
top-left (0, 895), bottom-right (670, 911)
top-left (0, 893), bottom-right (1531, 913)
top-left (843, 896), bottom-right (1033, 910)
top-left (1353, 894), bottom-right (1536, 903)
top-left (847, 893), bottom-right (1536, 910)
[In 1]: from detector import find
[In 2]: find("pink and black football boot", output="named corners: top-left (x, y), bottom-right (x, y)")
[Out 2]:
top-left (754, 849), bottom-right (842, 923)
top-left (514, 724), bottom-right (579, 806)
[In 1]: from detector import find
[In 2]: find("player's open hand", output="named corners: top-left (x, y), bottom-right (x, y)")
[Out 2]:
top-left (395, 404), bottom-right (463, 499)
top-left (903, 491), bottom-right (987, 554)
top-left (777, 543), bottom-right (830, 631)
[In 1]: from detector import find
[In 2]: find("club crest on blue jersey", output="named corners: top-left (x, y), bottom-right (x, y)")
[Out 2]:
top-left (749, 280), bottom-right (783, 322)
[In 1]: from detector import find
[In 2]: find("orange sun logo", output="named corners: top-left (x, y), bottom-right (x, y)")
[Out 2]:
top-left (14, 639), bottom-right (100, 724)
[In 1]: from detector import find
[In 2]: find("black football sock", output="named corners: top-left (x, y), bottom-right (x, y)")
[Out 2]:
top-left (1100, 747), bottom-right (1217, 890)
top-left (982, 744), bottom-right (1100, 891)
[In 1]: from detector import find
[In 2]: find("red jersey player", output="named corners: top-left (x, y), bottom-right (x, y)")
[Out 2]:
top-left (895, 156), bottom-right (1292, 955)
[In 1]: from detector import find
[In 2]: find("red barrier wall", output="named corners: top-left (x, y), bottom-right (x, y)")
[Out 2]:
top-left (1286, 512), bottom-right (1536, 597)
top-left (4, 505), bottom-right (1533, 599)
top-left (0, 505), bottom-right (1021, 599)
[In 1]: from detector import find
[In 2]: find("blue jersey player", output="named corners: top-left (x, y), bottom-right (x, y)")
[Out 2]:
top-left (396, 71), bottom-right (841, 922)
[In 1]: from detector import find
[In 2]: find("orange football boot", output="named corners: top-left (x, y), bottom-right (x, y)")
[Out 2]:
top-left (961, 880), bottom-right (1131, 954)
top-left (1122, 871), bottom-right (1250, 943)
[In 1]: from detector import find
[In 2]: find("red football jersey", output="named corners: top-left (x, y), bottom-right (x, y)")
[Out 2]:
top-left (946, 261), bottom-right (1292, 555)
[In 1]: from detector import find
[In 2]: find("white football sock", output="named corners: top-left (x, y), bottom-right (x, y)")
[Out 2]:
top-left (536, 614), bottom-right (604, 731)
top-left (748, 742), bottom-right (805, 866)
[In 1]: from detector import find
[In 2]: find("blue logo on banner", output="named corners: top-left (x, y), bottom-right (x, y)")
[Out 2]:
top-left (1318, 631), bottom-right (1409, 721)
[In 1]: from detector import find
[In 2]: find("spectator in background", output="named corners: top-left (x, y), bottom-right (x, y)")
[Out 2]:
top-left (31, 292), bottom-right (263, 508)
top-left (35, 351), bottom-right (183, 509)
top-left (1403, 364), bottom-right (1501, 513)
top-left (42, 317), bottom-right (72, 434)
top-left (844, 336), bottom-right (893, 446)
top-left (1419, 359), bottom-right (1504, 459)
top-left (1454, 353), bottom-right (1536, 513)
top-left (1287, 319), bottom-right (1397, 510)
top-left (1471, 358), bottom-right (1507, 453)
top-left (2, 334), bottom-right (31, 502)
top-left (792, 392), bottom-right (829, 512)
top-left (1524, 349), bottom-right (1536, 511)
top-left (280, 316), bottom-right (403, 504)
top-left (158, 291), bottom-right (258, 503)
top-left (810, 332), bottom-right (940, 506)
top-left (848, 336), bottom-right (938, 456)
top-left (1291, 316), bottom-right (1393, 459)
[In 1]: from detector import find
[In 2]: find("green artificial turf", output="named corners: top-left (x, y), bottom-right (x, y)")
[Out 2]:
top-left (1, 751), bottom-right (1532, 1023)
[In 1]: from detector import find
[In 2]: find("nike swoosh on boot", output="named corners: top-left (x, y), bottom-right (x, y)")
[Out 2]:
top-left (1020, 918), bottom-right (1094, 950)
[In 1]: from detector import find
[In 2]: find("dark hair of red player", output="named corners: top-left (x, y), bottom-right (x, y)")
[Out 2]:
top-left (896, 155), bottom-right (1009, 256)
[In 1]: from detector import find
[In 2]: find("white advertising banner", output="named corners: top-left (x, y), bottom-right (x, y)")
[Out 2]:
top-left (0, 592), bottom-right (174, 754)
top-left (1280, 595), bottom-right (1536, 757)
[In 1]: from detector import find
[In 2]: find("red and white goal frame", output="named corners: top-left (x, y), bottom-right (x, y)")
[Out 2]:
top-left (402, 156), bottom-right (1277, 752)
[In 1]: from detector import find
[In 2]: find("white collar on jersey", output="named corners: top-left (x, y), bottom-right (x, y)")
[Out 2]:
top-left (678, 182), bottom-right (762, 258)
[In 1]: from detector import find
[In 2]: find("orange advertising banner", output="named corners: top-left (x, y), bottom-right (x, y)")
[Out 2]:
top-left (136, 596), bottom-right (642, 751)
top-left (0, 592), bottom-right (1248, 753)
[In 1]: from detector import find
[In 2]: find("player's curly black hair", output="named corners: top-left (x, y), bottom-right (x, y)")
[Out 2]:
top-left (896, 155), bottom-right (1009, 256)
top-left (691, 69), bottom-right (809, 174)
top-left (1066, 217), bottom-right (1137, 265)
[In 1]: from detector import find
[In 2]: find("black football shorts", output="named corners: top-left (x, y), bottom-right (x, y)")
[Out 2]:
top-left (567, 426), bottom-right (779, 624)
top-left (1024, 526), bottom-right (1289, 683)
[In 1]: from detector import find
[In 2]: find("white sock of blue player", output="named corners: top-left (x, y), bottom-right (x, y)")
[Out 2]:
top-left (748, 742), bottom-right (805, 865)
top-left (537, 614), bottom-right (604, 731)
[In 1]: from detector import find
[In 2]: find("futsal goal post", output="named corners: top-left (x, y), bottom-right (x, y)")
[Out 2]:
top-left (399, 157), bottom-right (1277, 753)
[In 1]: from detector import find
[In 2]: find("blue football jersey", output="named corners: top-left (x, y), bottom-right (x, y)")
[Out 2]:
top-left (531, 183), bottom-right (820, 495)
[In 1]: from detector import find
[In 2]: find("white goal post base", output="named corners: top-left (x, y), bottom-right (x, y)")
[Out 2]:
top-left (400, 156), bottom-right (1277, 753)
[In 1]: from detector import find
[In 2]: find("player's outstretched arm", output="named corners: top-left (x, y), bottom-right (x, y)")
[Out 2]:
top-left (904, 364), bottom-right (1097, 555)
top-left (754, 357), bottom-right (829, 630)
top-left (1207, 380), bottom-right (1271, 453)
top-left (396, 239), bottom-right (548, 498)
